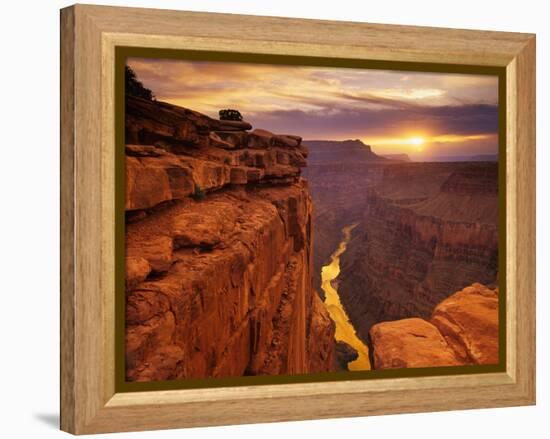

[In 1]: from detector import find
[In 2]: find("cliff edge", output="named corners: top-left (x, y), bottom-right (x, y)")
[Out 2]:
top-left (124, 96), bottom-right (335, 381)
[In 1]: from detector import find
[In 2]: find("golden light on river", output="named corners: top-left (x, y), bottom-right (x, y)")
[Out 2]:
top-left (321, 224), bottom-right (371, 371)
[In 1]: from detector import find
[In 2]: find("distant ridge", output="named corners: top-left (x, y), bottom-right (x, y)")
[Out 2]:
top-left (469, 154), bottom-right (498, 162)
top-left (382, 153), bottom-right (411, 162)
top-left (304, 139), bottom-right (388, 163)
top-left (422, 154), bottom-right (498, 162)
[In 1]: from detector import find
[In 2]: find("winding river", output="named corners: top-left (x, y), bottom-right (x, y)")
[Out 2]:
top-left (321, 224), bottom-right (371, 371)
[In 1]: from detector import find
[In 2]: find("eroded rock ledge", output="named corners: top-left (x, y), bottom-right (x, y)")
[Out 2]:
top-left (125, 96), bottom-right (334, 381)
top-left (369, 283), bottom-right (499, 369)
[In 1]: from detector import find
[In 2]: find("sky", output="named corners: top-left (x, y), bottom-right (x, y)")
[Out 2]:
top-left (127, 58), bottom-right (499, 161)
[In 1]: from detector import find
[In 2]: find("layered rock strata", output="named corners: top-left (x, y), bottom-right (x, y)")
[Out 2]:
top-left (369, 283), bottom-right (499, 369)
top-left (301, 139), bottom-right (389, 294)
top-left (338, 162), bottom-right (499, 341)
top-left (124, 96), bottom-right (334, 381)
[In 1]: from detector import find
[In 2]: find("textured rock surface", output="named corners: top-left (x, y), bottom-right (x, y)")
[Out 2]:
top-left (369, 318), bottom-right (463, 369)
top-left (338, 162), bottom-right (499, 341)
top-left (334, 341), bottom-right (359, 371)
top-left (124, 96), bottom-right (334, 381)
top-left (369, 283), bottom-right (499, 369)
top-left (431, 283), bottom-right (499, 365)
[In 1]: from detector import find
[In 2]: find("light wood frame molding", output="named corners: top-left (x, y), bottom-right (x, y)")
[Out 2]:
top-left (60, 4), bottom-right (536, 434)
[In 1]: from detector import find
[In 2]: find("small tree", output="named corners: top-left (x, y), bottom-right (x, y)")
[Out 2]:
top-left (219, 109), bottom-right (243, 121)
top-left (192, 185), bottom-right (206, 201)
top-left (125, 65), bottom-right (155, 100)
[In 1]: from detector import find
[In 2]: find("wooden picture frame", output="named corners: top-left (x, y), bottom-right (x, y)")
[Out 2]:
top-left (60, 4), bottom-right (536, 434)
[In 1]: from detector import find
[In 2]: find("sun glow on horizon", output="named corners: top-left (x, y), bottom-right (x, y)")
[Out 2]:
top-left (366, 135), bottom-right (427, 152)
top-left (407, 137), bottom-right (426, 150)
top-left (408, 136), bottom-right (425, 146)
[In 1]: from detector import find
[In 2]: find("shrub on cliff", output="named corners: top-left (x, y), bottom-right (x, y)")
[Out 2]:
top-left (219, 109), bottom-right (243, 121)
top-left (125, 65), bottom-right (155, 100)
top-left (192, 185), bottom-right (206, 201)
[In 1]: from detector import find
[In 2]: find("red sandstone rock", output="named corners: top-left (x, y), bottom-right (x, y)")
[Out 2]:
top-left (214, 130), bottom-right (248, 148)
top-left (308, 294), bottom-right (336, 372)
top-left (248, 129), bottom-right (274, 149)
top-left (431, 283), bottom-right (499, 364)
top-left (124, 96), bottom-right (334, 381)
top-left (369, 283), bottom-right (499, 369)
top-left (230, 166), bottom-right (248, 184)
top-left (125, 183), bottom-right (335, 381)
top-left (369, 317), bottom-right (463, 369)
top-left (335, 161), bottom-right (499, 342)
top-left (124, 96), bottom-right (307, 213)
top-left (125, 257), bottom-right (151, 290)
top-left (125, 157), bottom-right (173, 211)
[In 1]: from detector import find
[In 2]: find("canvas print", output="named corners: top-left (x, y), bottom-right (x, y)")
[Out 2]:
top-left (124, 58), bottom-right (500, 383)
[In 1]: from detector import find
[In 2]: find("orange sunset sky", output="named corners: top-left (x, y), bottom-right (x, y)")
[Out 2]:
top-left (127, 58), bottom-right (499, 161)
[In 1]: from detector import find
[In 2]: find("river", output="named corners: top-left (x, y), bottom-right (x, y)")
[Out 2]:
top-left (321, 223), bottom-right (371, 371)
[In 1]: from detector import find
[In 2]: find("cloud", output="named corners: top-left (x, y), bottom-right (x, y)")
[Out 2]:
top-left (247, 103), bottom-right (498, 141)
top-left (126, 58), bottom-right (499, 157)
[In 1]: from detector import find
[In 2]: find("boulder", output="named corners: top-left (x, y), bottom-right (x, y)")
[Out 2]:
top-left (273, 134), bottom-right (299, 148)
top-left (214, 131), bottom-right (248, 148)
top-left (369, 317), bottom-right (463, 369)
top-left (430, 283), bottom-right (499, 364)
top-left (248, 129), bottom-right (274, 149)
top-left (214, 119), bottom-right (253, 131)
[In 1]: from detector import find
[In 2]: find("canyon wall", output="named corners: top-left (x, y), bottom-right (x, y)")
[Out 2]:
top-left (338, 162), bottom-right (499, 342)
top-left (369, 283), bottom-right (499, 369)
top-left (125, 96), bottom-right (335, 381)
top-left (302, 140), bottom-right (388, 294)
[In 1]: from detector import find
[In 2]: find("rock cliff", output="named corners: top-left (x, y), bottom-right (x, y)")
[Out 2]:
top-left (125, 96), bottom-right (335, 381)
top-left (338, 162), bottom-right (499, 342)
top-left (369, 283), bottom-right (499, 369)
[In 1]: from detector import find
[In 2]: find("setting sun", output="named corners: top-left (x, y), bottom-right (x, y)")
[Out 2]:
top-left (408, 136), bottom-right (425, 146)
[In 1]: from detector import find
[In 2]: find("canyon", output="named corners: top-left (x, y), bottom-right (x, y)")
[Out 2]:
top-left (125, 96), bottom-right (335, 381)
top-left (302, 140), bottom-right (388, 295)
top-left (124, 98), bottom-right (501, 379)
top-left (304, 140), bottom-right (499, 368)
top-left (338, 160), bottom-right (499, 344)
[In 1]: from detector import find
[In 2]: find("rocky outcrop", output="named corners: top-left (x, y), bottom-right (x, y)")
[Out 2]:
top-left (334, 341), bottom-right (359, 371)
top-left (125, 96), bottom-right (334, 381)
top-left (431, 283), bottom-right (499, 365)
top-left (369, 283), bottom-right (499, 369)
top-left (369, 318), bottom-right (464, 369)
top-left (338, 162), bottom-right (499, 342)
